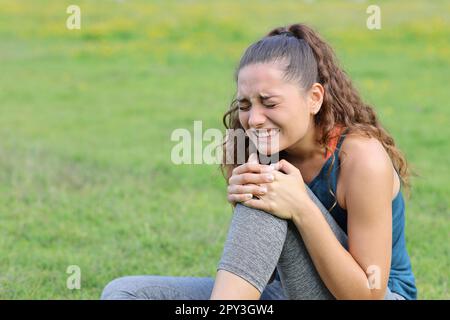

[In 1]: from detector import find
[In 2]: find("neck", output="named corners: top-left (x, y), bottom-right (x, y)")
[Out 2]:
top-left (283, 121), bottom-right (324, 163)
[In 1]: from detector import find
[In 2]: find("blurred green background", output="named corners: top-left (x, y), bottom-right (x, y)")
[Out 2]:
top-left (0, 0), bottom-right (448, 299)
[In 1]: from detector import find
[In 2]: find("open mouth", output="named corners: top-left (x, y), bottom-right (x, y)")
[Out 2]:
top-left (252, 128), bottom-right (280, 139)
top-left (246, 128), bottom-right (281, 156)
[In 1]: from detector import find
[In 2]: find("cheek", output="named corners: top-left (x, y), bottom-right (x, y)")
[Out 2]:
top-left (279, 108), bottom-right (309, 139)
top-left (238, 112), bottom-right (248, 129)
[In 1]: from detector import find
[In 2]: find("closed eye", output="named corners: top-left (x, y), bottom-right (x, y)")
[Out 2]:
top-left (238, 104), bottom-right (278, 111)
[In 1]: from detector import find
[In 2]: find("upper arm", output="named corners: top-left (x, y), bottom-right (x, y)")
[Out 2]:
top-left (340, 137), bottom-right (393, 294)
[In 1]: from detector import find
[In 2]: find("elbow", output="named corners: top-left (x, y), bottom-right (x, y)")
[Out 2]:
top-left (360, 285), bottom-right (388, 300)
top-left (368, 287), bottom-right (388, 300)
top-left (336, 283), bottom-right (388, 300)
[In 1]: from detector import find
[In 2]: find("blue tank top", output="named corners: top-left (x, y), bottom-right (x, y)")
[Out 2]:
top-left (301, 129), bottom-right (417, 299)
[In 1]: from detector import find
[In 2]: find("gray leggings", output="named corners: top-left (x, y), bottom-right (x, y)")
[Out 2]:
top-left (101, 185), bottom-right (404, 300)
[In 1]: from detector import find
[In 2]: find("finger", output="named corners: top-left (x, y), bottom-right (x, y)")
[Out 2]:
top-left (232, 162), bottom-right (274, 176)
top-left (228, 193), bottom-right (253, 203)
top-left (242, 198), bottom-right (269, 212)
top-left (276, 159), bottom-right (300, 176)
top-left (270, 162), bottom-right (281, 171)
top-left (248, 152), bottom-right (259, 164)
top-left (229, 172), bottom-right (275, 185)
top-left (228, 184), bottom-right (268, 196)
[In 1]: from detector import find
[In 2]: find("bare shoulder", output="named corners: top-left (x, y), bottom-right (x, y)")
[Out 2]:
top-left (336, 132), bottom-right (398, 208)
top-left (339, 132), bottom-right (391, 167)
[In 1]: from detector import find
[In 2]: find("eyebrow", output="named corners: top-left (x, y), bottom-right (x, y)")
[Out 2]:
top-left (237, 94), bottom-right (281, 102)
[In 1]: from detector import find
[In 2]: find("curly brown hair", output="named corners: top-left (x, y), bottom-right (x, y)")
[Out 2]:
top-left (221, 23), bottom-right (411, 199)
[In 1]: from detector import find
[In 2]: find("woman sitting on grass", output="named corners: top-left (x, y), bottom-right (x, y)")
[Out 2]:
top-left (101, 23), bottom-right (417, 300)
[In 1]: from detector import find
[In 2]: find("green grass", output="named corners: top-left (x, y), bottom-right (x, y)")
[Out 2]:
top-left (0, 0), bottom-right (448, 299)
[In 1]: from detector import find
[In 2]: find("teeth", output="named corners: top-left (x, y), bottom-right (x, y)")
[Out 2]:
top-left (254, 129), bottom-right (279, 138)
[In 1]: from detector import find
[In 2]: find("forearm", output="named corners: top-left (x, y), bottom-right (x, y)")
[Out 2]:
top-left (210, 270), bottom-right (261, 300)
top-left (292, 201), bottom-right (386, 300)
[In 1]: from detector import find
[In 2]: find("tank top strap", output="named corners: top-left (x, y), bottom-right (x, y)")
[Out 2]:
top-left (325, 127), bottom-right (349, 202)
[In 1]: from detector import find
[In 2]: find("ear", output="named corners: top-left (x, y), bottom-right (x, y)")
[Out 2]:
top-left (307, 83), bottom-right (324, 115)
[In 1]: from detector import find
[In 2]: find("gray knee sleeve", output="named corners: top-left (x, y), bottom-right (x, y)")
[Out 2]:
top-left (217, 203), bottom-right (287, 293)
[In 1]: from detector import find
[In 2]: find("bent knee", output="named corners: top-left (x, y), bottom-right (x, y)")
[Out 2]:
top-left (101, 276), bottom-right (141, 300)
top-left (234, 203), bottom-right (286, 226)
top-left (234, 203), bottom-right (287, 235)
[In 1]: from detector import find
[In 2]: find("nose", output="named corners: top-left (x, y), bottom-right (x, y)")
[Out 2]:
top-left (247, 106), bottom-right (266, 129)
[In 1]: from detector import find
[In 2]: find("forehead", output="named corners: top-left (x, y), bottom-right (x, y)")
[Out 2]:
top-left (237, 63), bottom-right (286, 97)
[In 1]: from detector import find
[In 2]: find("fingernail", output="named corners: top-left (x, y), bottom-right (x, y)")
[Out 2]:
top-left (246, 194), bottom-right (253, 199)
top-left (260, 187), bottom-right (267, 194)
top-left (265, 174), bottom-right (274, 181)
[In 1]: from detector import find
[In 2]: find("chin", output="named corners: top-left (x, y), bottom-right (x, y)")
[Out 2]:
top-left (250, 139), bottom-right (285, 163)
top-left (256, 146), bottom-right (274, 156)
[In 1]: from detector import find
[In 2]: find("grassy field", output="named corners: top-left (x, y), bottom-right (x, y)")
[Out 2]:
top-left (0, 0), bottom-right (448, 299)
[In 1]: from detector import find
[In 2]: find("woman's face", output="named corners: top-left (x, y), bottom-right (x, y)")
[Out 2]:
top-left (237, 62), bottom-right (322, 156)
